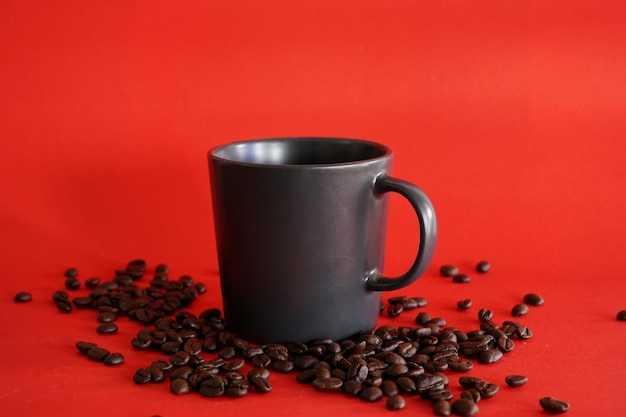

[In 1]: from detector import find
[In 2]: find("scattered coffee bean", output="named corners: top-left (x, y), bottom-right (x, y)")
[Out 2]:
top-left (478, 349), bottom-right (503, 364)
top-left (64, 267), bottom-right (78, 278)
top-left (133, 368), bottom-right (152, 384)
top-left (97, 311), bottom-right (117, 323)
top-left (104, 352), bottom-right (125, 366)
top-left (476, 381), bottom-right (499, 399)
top-left (170, 378), bottom-right (190, 394)
top-left (460, 389), bottom-right (481, 403)
top-left (86, 347), bottom-right (111, 362)
top-left (440, 265), bottom-right (458, 277)
top-left (451, 398), bottom-right (479, 416)
top-left (477, 308), bottom-right (493, 322)
top-left (433, 400), bottom-right (451, 416)
top-left (56, 300), bottom-right (73, 313)
top-left (96, 323), bottom-right (118, 334)
top-left (360, 386), bottom-right (383, 402)
top-left (76, 341), bottom-right (98, 354)
top-left (511, 303), bottom-right (529, 317)
top-left (523, 293), bottom-right (544, 306)
top-left (85, 277), bottom-right (101, 288)
top-left (539, 397), bottom-right (570, 414)
top-left (476, 261), bottom-right (490, 273)
top-left (452, 274), bottom-right (471, 283)
top-left (386, 394), bottom-right (405, 410)
top-left (13, 292), bottom-right (32, 303)
top-left (459, 376), bottom-right (482, 389)
top-left (312, 377), bottom-right (343, 393)
top-left (65, 277), bottom-right (81, 290)
top-left (617, 310), bottom-right (626, 321)
top-left (457, 299), bottom-right (472, 310)
top-left (505, 374), bottom-right (528, 387)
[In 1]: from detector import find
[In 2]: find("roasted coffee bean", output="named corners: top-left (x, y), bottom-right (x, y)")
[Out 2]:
top-left (96, 323), bottom-right (118, 334)
top-left (476, 381), bottom-right (499, 399)
top-left (104, 352), bottom-right (124, 366)
top-left (86, 347), bottom-right (110, 362)
top-left (451, 398), bottom-right (479, 416)
top-left (386, 394), bottom-right (406, 410)
top-left (251, 353), bottom-right (271, 367)
top-left (512, 303), bottom-right (529, 317)
top-left (386, 363), bottom-right (409, 378)
top-left (85, 277), bottom-right (101, 288)
top-left (346, 362), bottom-right (368, 382)
top-left (296, 369), bottom-right (318, 383)
top-left (459, 376), bottom-right (482, 389)
top-left (433, 400), bottom-right (452, 416)
top-left (396, 376), bottom-right (417, 394)
top-left (447, 359), bottom-right (473, 372)
top-left (426, 389), bottom-right (454, 402)
top-left (56, 300), bottom-right (73, 313)
top-left (64, 267), bottom-right (78, 278)
top-left (387, 303), bottom-right (403, 317)
top-left (65, 277), bottom-right (81, 290)
top-left (360, 386), bottom-right (383, 402)
top-left (461, 389), bottom-right (481, 403)
top-left (478, 348), bottom-right (503, 364)
top-left (515, 324), bottom-right (534, 339)
top-left (476, 261), bottom-right (490, 273)
top-left (97, 311), bottom-right (117, 323)
top-left (342, 379), bottom-right (362, 396)
top-left (617, 310), bottom-right (626, 321)
top-left (225, 379), bottom-right (250, 397)
top-left (72, 297), bottom-right (93, 308)
top-left (52, 290), bottom-right (69, 302)
top-left (477, 308), bottom-right (494, 322)
top-left (452, 274), bottom-right (471, 283)
top-left (312, 377), bottom-right (343, 392)
top-left (272, 360), bottom-right (294, 374)
top-left (13, 292), bottom-right (32, 303)
top-left (523, 293), bottom-right (544, 306)
top-left (76, 341), bottom-right (98, 354)
top-left (132, 368), bottom-right (152, 384)
top-left (457, 299), bottom-right (472, 310)
top-left (247, 367), bottom-right (271, 380)
top-left (170, 366), bottom-right (194, 380)
top-left (224, 358), bottom-right (246, 372)
top-left (199, 375), bottom-right (225, 397)
top-left (380, 380), bottom-right (398, 396)
top-left (170, 378), bottom-right (190, 394)
top-left (416, 311), bottom-right (432, 325)
top-left (148, 366), bottom-right (165, 383)
top-left (440, 265), bottom-right (458, 277)
top-left (170, 351), bottom-right (190, 366)
top-left (497, 336), bottom-right (515, 353)
top-left (539, 397), bottom-right (570, 414)
top-left (249, 375), bottom-right (272, 393)
top-left (505, 374), bottom-right (528, 387)
top-left (415, 373), bottom-right (444, 393)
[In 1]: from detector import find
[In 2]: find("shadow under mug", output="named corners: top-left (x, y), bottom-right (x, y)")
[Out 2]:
top-left (208, 137), bottom-right (437, 344)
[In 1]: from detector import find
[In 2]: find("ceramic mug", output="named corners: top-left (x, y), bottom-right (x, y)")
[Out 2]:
top-left (208, 137), bottom-right (436, 343)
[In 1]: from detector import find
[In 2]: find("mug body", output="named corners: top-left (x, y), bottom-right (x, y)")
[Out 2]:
top-left (209, 137), bottom-right (392, 343)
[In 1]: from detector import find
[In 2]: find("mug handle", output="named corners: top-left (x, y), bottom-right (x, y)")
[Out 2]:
top-left (365, 175), bottom-right (437, 291)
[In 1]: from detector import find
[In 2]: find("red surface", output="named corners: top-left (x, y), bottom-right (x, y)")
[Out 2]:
top-left (1, 1), bottom-right (626, 416)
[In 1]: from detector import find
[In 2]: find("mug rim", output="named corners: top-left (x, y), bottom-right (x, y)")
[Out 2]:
top-left (208, 137), bottom-right (392, 168)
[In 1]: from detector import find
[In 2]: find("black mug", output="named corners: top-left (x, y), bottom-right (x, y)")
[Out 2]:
top-left (208, 137), bottom-right (437, 343)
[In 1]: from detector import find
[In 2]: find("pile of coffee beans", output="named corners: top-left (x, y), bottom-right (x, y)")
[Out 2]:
top-left (15, 259), bottom-right (575, 415)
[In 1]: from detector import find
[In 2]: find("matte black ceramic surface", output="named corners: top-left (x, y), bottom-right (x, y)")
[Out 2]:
top-left (209, 137), bottom-right (436, 343)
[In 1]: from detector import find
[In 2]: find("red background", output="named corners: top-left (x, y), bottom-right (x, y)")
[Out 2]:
top-left (1, 1), bottom-right (625, 416)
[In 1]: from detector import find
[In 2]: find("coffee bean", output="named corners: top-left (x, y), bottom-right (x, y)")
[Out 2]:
top-left (85, 277), bottom-right (101, 288)
top-left (312, 377), bottom-right (343, 392)
top-left (64, 267), bottom-right (78, 278)
top-left (104, 352), bottom-right (124, 366)
top-left (477, 308), bottom-right (493, 321)
top-left (447, 358), bottom-right (473, 372)
top-left (56, 300), bottom-right (73, 313)
top-left (65, 277), bottom-right (80, 290)
top-left (451, 398), bottom-right (479, 416)
top-left (617, 310), bottom-right (626, 321)
top-left (132, 368), bottom-right (152, 384)
top-left (170, 378), bottom-right (190, 394)
top-left (415, 311), bottom-right (432, 325)
top-left (52, 290), bottom-right (69, 302)
top-left (249, 375), bottom-right (272, 393)
top-left (511, 303), bottom-right (529, 317)
top-left (478, 348), bottom-right (503, 364)
top-left (76, 341), bottom-right (98, 354)
top-left (476, 261), bottom-right (490, 273)
top-left (96, 323), bottom-right (118, 334)
top-left (433, 400), bottom-right (451, 416)
top-left (523, 293), bottom-right (544, 306)
top-left (539, 397), bottom-right (570, 414)
top-left (387, 303), bottom-right (403, 317)
top-left (497, 336), bottom-right (515, 353)
top-left (13, 292), bottom-right (32, 303)
top-left (452, 274), bottom-right (471, 283)
top-left (415, 373), bottom-right (444, 393)
top-left (457, 299), bottom-right (472, 310)
top-left (440, 265), bottom-right (458, 277)
top-left (386, 394), bottom-right (405, 410)
top-left (380, 380), bottom-right (398, 396)
top-left (86, 347), bottom-right (110, 362)
top-left (505, 374), bottom-right (528, 387)
top-left (97, 311), bottom-right (117, 323)
top-left (72, 296), bottom-right (93, 308)
top-left (459, 376), bottom-right (482, 389)
top-left (225, 379), bottom-right (250, 397)
top-left (360, 386), bottom-right (383, 402)
top-left (460, 389), bottom-right (481, 403)
top-left (476, 381), bottom-right (499, 399)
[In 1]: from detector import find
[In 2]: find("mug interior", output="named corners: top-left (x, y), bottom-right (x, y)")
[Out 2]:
top-left (211, 138), bottom-right (389, 166)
